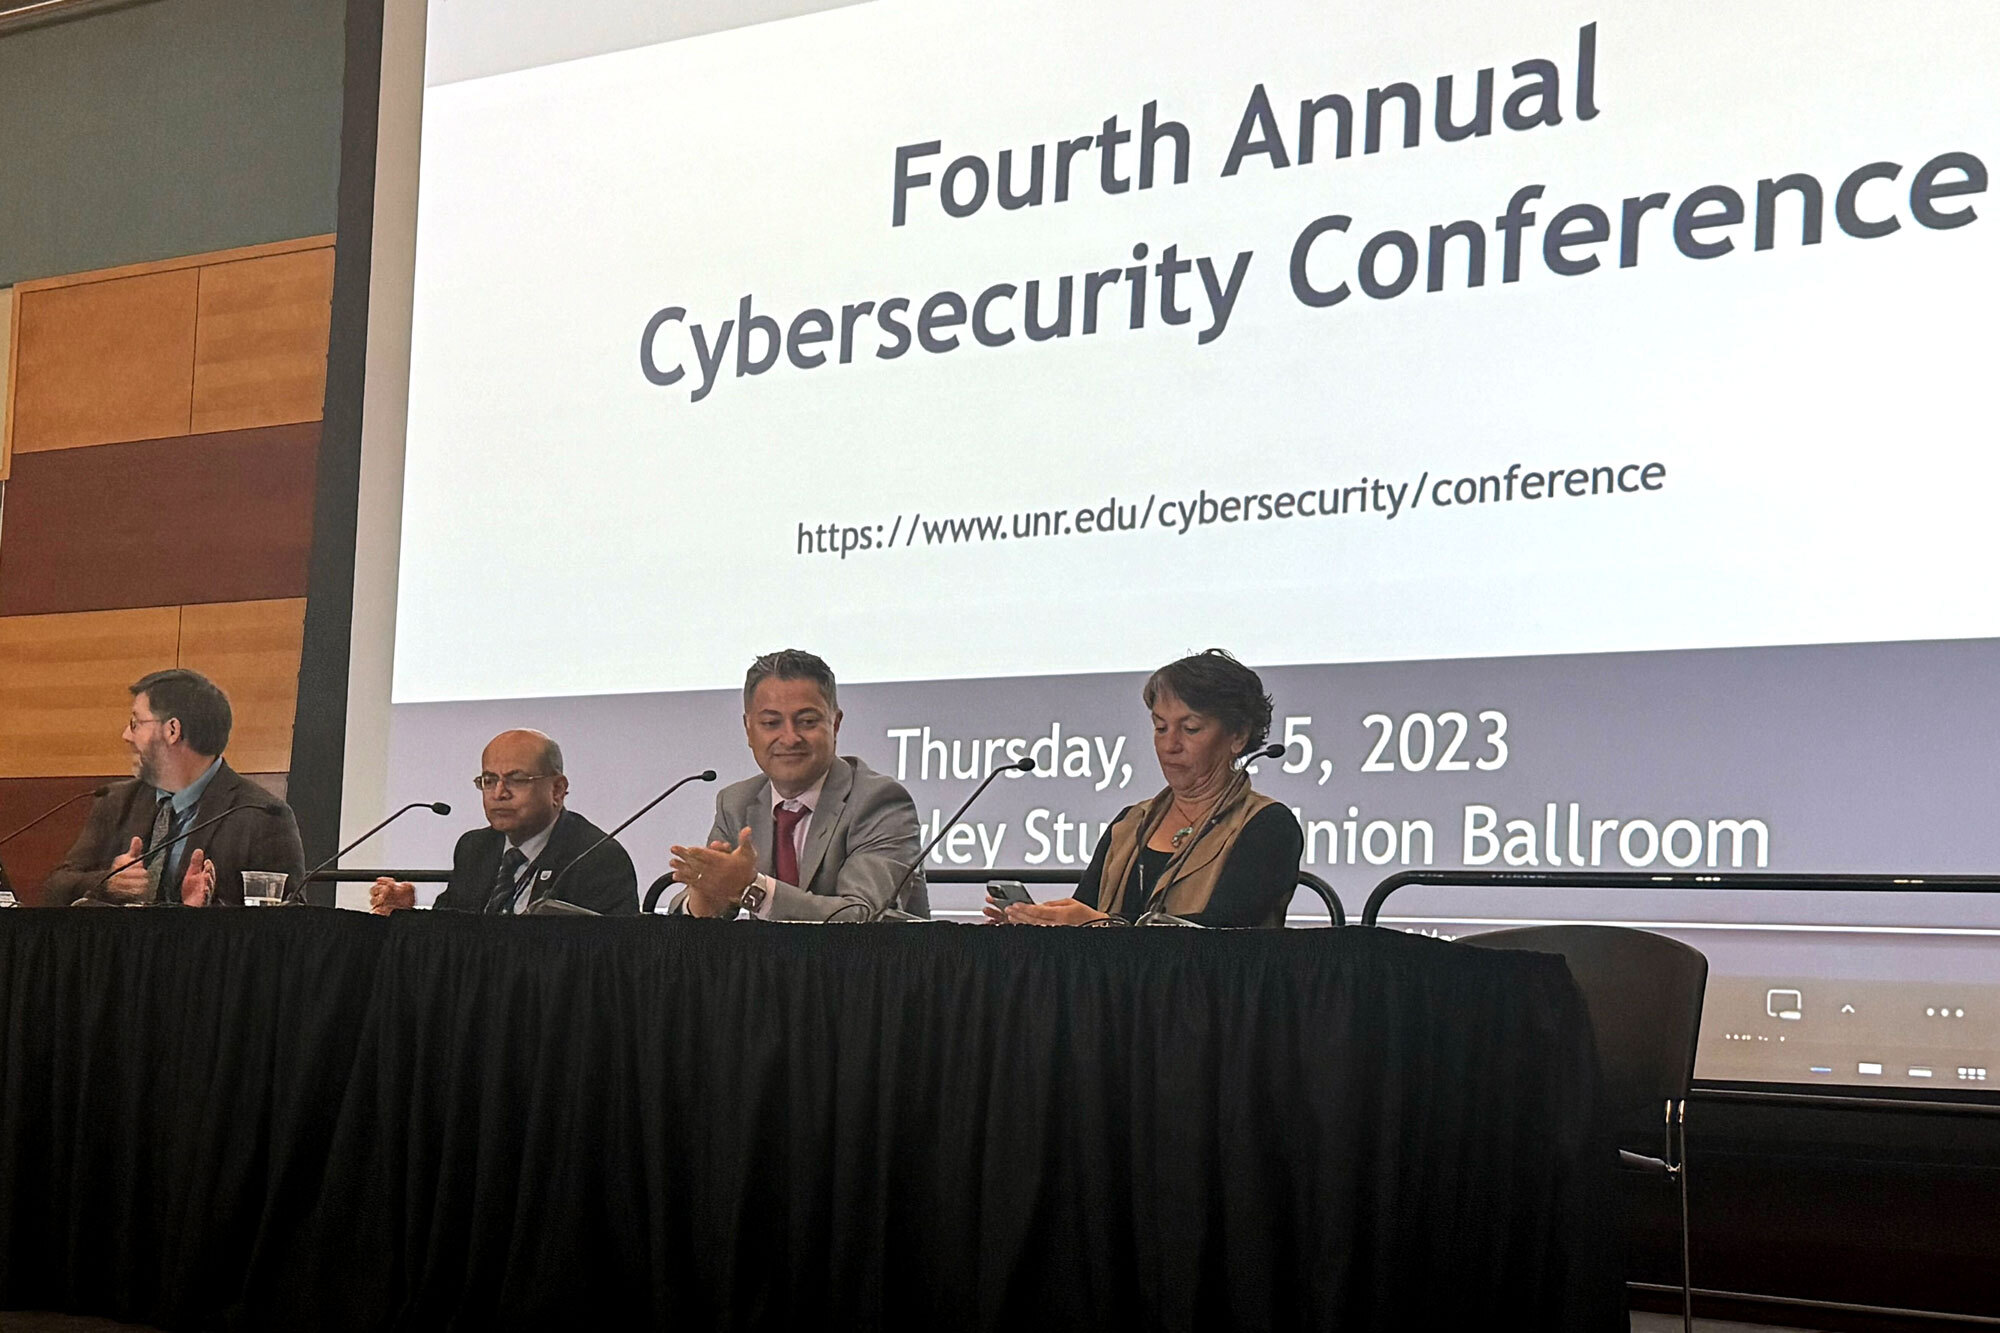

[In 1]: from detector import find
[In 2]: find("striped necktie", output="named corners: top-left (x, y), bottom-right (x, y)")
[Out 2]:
top-left (486, 846), bottom-right (528, 914)
top-left (144, 797), bottom-right (174, 902)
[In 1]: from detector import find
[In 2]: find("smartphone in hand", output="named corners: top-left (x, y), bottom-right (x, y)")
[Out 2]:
top-left (985, 880), bottom-right (1034, 908)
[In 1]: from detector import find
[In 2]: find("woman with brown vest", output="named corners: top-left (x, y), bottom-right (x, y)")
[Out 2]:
top-left (985, 650), bottom-right (1304, 927)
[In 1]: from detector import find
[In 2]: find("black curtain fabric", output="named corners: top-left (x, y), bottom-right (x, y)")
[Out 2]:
top-left (0, 909), bottom-right (383, 1328)
top-left (2, 913), bottom-right (1623, 1332)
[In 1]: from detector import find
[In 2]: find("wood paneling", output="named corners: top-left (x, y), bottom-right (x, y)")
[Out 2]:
top-left (0, 423), bottom-right (319, 616)
top-left (10, 269), bottom-right (198, 453)
top-left (191, 247), bottom-right (334, 434)
top-left (176, 598), bottom-right (305, 776)
top-left (0, 605), bottom-right (182, 778)
top-left (9, 236), bottom-right (336, 295)
top-left (0, 239), bottom-right (330, 795)
top-left (0, 773), bottom-right (123, 907)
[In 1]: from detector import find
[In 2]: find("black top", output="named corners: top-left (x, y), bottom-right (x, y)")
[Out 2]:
top-left (432, 808), bottom-right (639, 916)
top-left (1075, 804), bottom-right (1306, 926)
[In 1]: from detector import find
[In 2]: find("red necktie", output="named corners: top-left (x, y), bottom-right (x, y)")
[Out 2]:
top-left (774, 803), bottom-right (807, 887)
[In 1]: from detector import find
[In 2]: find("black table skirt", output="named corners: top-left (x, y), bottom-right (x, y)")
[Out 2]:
top-left (0, 911), bottom-right (1622, 1331)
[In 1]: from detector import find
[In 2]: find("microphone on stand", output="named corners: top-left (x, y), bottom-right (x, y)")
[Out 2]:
top-left (1136, 743), bottom-right (1281, 926)
top-left (287, 800), bottom-right (452, 905)
top-left (535, 770), bottom-right (717, 910)
top-left (1131, 857), bottom-right (1201, 928)
top-left (3, 785), bottom-right (111, 904)
top-left (0, 785), bottom-right (111, 847)
top-left (91, 801), bottom-right (287, 898)
top-left (839, 755), bottom-right (1038, 923)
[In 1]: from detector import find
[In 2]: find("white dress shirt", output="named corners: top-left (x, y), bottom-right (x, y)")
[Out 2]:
top-left (507, 816), bottom-right (559, 914)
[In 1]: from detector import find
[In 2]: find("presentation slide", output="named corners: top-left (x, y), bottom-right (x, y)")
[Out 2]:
top-left (365, 0), bottom-right (2000, 1090)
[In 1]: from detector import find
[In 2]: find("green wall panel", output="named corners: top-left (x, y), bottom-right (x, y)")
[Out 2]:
top-left (0, 0), bottom-right (347, 287)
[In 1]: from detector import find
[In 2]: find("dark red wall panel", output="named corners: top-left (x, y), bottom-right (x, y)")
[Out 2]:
top-left (0, 424), bottom-right (319, 616)
top-left (0, 775), bottom-right (122, 907)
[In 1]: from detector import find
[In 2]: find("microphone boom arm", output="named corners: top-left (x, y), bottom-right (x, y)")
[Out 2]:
top-left (872, 756), bottom-right (1038, 921)
top-left (0, 785), bottom-right (108, 848)
top-left (542, 769), bottom-right (718, 903)
top-left (288, 800), bottom-right (452, 905)
top-left (91, 801), bottom-right (285, 897)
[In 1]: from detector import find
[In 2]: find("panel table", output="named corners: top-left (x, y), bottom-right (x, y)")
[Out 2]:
top-left (0, 911), bottom-right (1622, 1331)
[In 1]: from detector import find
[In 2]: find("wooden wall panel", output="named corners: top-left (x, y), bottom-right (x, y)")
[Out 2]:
top-left (0, 423), bottom-right (319, 616)
top-left (0, 774), bottom-right (123, 907)
top-left (191, 247), bottom-right (334, 434)
top-left (10, 270), bottom-right (197, 453)
top-left (0, 606), bottom-right (182, 778)
top-left (176, 598), bottom-right (305, 776)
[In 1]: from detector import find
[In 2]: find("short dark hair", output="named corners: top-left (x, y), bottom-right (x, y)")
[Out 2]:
top-left (743, 649), bottom-right (838, 713)
top-left (1142, 650), bottom-right (1273, 756)
top-left (130, 668), bottom-right (233, 757)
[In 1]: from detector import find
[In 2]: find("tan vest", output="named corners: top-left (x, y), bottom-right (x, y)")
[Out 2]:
top-left (1095, 772), bottom-right (1280, 923)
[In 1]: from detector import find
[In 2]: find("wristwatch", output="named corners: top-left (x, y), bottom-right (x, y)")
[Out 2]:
top-left (740, 876), bottom-right (768, 915)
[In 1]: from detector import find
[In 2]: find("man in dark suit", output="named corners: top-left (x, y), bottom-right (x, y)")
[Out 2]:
top-left (368, 729), bottom-right (638, 915)
top-left (45, 669), bottom-right (306, 907)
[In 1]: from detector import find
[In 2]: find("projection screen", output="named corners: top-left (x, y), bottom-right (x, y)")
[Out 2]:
top-left (346, 0), bottom-right (2000, 1091)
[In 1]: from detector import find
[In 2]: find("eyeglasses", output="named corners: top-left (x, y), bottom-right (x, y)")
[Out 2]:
top-left (472, 772), bottom-right (554, 792)
top-left (127, 714), bottom-right (162, 730)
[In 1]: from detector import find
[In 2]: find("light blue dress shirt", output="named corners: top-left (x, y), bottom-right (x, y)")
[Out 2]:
top-left (155, 756), bottom-right (223, 889)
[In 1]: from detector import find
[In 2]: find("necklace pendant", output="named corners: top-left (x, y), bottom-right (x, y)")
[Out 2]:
top-left (1171, 825), bottom-right (1194, 848)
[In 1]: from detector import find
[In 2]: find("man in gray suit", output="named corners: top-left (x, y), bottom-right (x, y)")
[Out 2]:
top-left (669, 649), bottom-right (927, 920)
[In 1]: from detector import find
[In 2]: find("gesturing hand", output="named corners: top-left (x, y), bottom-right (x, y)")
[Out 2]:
top-left (669, 827), bottom-right (758, 917)
top-left (180, 849), bottom-right (217, 907)
top-left (102, 837), bottom-right (151, 903)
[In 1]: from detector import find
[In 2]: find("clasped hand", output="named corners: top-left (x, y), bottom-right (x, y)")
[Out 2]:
top-left (369, 877), bottom-right (416, 914)
top-left (669, 827), bottom-right (758, 916)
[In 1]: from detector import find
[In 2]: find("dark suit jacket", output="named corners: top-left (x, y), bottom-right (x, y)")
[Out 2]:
top-left (431, 808), bottom-right (638, 915)
top-left (45, 762), bottom-right (307, 907)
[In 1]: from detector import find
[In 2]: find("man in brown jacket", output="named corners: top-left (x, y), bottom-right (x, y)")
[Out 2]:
top-left (44, 669), bottom-right (305, 907)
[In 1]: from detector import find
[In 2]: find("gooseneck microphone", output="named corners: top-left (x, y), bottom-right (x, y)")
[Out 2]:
top-left (0, 785), bottom-right (110, 848)
top-left (539, 770), bottom-right (717, 905)
top-left (844, 755), bottom-right (1038, 923)
top-left (1135, 745), bottom-right (1278, 925)
top-left (286, 800), bottom-right (452, 905)
top-left (93, 801), bottom-right (287, 896)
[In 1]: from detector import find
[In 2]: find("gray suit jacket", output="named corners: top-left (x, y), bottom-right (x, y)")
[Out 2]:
top-left (672, 755), bottom-right (927, 921)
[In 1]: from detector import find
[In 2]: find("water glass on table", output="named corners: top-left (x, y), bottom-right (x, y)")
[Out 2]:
top-left (241, 871), bottom-right (287, 907)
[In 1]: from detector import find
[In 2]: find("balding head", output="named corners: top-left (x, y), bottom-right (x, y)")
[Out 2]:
top-left (485, 728), bottom-right (562, 774)
top-left (477, 729), bottom-right (569, 843)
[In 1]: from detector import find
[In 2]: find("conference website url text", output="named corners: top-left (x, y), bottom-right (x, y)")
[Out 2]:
top-left (794, 460), bottom-right (1666, 559)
